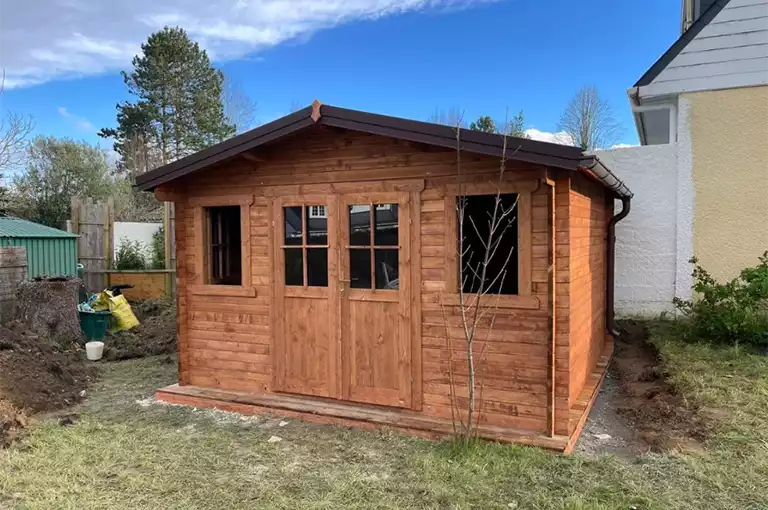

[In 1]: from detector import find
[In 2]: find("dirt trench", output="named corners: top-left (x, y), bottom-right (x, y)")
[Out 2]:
top-left (577, 321), bottom-right (711, 456)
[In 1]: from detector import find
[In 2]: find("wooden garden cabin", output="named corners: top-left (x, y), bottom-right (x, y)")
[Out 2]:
top-left (136, 101), bottom-right (632, 452)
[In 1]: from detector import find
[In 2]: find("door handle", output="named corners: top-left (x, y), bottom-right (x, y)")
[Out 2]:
top-left (339, 278), bottom-right (351, 293)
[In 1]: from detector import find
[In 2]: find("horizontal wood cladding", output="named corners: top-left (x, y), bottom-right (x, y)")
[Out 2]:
top-left (172, 126), bottom-right (562, 437)
top-left (567, 175), bottom-right (608, 410)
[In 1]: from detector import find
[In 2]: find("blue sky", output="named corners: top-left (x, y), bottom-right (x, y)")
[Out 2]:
top-left (0, 0), bottom-right (679, 159)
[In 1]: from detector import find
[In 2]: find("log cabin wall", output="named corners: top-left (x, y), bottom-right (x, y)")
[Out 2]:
top-left (165, 125), bottom-right (580, 436)
top-left (566, 174), bottom-right (608, 408)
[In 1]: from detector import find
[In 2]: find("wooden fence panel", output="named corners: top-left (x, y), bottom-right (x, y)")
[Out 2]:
top-left (0, 246), bottom-right (28, 321)
top-left (71, 196), bottom-right (113, 293)
top-left (71, 196), bottom-right (175, 295)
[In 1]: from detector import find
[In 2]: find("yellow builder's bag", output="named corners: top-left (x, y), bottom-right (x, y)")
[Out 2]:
top-left (108, 292), bottom-right (139, 331)
top-left (92, 290), bottom-right (139, 331)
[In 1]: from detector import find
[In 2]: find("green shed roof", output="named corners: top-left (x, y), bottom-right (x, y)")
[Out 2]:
top-left (0, 217), bottom-right (78, 238)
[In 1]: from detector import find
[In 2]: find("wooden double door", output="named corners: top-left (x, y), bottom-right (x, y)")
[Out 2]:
top-left (272, 191), bottom-right (413, 408)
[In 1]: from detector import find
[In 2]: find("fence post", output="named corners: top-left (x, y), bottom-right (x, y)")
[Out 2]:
top-left (104, 197), bottom-right (115, 271)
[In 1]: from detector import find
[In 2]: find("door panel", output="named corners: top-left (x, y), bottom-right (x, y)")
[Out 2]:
top-left (281, 297), bottom-right (331, 397)
top-left (346, 300), bottom-right (400, 403)
top-left (272, 190), bottom-right (412, 408)
top-left (272, 196), bottom-right (339, 399)
top-left (340, 193), bottom-right (412, 408)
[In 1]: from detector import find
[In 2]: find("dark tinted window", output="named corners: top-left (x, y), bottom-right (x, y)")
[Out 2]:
top-left (207, 206), bottom-right (241, 285)
top-left (459, 194), bottom-right (518, 295)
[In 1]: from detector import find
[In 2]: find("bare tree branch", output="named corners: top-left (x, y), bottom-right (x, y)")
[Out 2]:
top-left (222, 75), bottom-right (258, 134)
top-left (428, 107), bottom-right (467, 128)
top-left (557, 85), bottom-right (622, 150)
top-left (0, 70), bottom-right (34, 175)
top-left (442, 109), bottom-right (522, 444)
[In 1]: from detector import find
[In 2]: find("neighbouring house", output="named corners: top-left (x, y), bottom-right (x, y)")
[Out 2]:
top-left (136, 102), bottom-right (631, 452)
top-left (627, 0), bottom-right (768, 287)
top-left (0, 217), bottom-right (78, 279)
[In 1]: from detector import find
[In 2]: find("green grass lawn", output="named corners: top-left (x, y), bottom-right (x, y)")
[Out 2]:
top-left (1, 327), bottom-right (767, 510)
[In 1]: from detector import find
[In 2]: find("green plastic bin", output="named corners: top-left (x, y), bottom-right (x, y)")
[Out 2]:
top-left (79, 310), bottom-right (111, 342)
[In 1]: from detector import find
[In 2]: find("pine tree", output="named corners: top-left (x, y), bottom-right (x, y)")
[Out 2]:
top-left (507, 110), bottom-right (527, 138)
top-left (100, 27), bottom-right (235, 168)
top-left (469, 116), bottom-right (497, 133)
top-left (469, 112), bottom-right (528, 138)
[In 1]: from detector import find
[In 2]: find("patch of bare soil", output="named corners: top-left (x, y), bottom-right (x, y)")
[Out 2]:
top-left (613, 320), bottom-right (712, 453)
top-left (104, 297), bottom-right (176, 361)
top-left (576, 320), bottom-right (712, 456)
top-left (0, 322), bottom-right (96, 412)
top-left (0, 322), bottom-right (96, 446)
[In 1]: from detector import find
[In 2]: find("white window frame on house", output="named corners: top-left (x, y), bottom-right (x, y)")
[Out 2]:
top-left (632, 102), bottom-right (678, 145)
top-left (308, 205), bottom-right (327, 218)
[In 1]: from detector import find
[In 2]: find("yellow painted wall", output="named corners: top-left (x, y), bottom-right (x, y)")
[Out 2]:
top-left (687, 86), bottom-right (768, 281)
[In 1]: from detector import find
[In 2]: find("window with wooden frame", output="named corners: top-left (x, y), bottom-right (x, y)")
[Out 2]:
top-left (283, 205), bottom-right (329, 287)
top-left (444, 182), bottom-right (536, 309)
top-left (206, 206), bottom-right (242, 285)
top-left (191, 195), bottom-right (254, 297)
top-left (459, 193), bottom-right (519, 295)
top-left (348, 203), bottom-right (399, 290)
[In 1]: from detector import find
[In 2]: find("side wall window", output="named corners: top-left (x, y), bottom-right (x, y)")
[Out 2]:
top-left (458, 193), bottom-right (519, 295)
top-left (206, 205), bottom-right (242, 285)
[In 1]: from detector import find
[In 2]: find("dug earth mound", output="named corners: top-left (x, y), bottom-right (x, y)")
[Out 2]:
top-left (104, 297), bottom-right (176, 361)
top-left (0, 323), bottom-right (96, 446)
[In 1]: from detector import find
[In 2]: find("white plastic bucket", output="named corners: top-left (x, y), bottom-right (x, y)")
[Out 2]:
top-left (85, 341), bottom-right (105, 361)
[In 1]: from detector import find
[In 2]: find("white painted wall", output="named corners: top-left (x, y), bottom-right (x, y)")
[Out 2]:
top-left (113, 222), bottom-right (162, 259)
top-left (595, 143), bottom-right (691, 316)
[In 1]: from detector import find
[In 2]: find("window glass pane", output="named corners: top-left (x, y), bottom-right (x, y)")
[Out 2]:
top-left (211, 245), bottom-right (222, 283)
top-left (349, 249), bottom-right (372, 289)
top-left (459, 194), bottom-right (518, 295)
top-left (306, 205), bottom-right (328, 245)
top-left (284, 249), bottom-right (303, 286)
top-left (374, 204), bottom-right (398, 246)
top-left (207, 205), bottom-right (241, 285)
top-left (349, 204), bottom-right (371, 246)
top-left (309, 205), bottom-right (326, 218)
top-left (307, 249), bottom-right (328, 287)
top-left (284, 206), bottom-right (303, 246)
top-left (375, 249), bottom-right (399, 290)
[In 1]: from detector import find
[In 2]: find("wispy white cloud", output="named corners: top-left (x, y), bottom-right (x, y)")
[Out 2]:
top-left (1, 0), bottom-right (498, 88)
top-left (609, 143), bottom-right (639, 149)
top-left (524, 128), bottom-right (575, 146)
top-left (57, 106), bottom-right (95, 131)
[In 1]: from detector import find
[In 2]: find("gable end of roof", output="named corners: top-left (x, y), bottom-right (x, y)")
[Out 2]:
top-left (634, 0), bottom-right (731, 88)
top-left (134, 102), bottom-right (631, 198)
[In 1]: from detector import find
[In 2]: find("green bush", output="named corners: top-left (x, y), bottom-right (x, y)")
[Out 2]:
top-left (113, 238), bottom-right (148, 270)
top-left (673, 252), bottom-right (768, 347)
top-left (150, 227), bottom-right (166, 269)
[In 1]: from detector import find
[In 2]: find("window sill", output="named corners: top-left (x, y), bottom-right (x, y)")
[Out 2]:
top-left (437, 293), bottom-right (540, 310)
top-left (189, 285), bottom-right (257, 298)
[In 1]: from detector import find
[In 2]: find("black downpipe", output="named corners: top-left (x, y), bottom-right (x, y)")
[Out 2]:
top-left (607, 196), bottom-right (631, 337)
